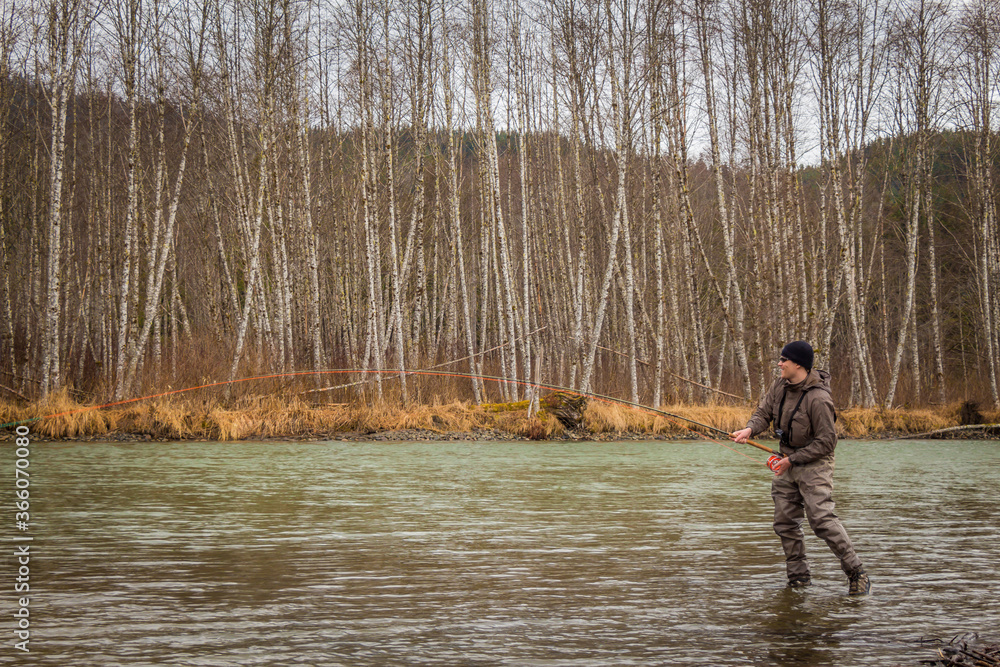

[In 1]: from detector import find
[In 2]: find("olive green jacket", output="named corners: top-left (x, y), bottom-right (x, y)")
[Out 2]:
top-left (745, 369), bottom-right (837, 465)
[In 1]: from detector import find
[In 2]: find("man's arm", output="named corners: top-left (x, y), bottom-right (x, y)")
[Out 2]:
top-left (731, 379), bottom-right (781, 442)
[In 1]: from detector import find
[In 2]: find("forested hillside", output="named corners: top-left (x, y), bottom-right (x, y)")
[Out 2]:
top-left (1, 0), bottom-right (998, 409)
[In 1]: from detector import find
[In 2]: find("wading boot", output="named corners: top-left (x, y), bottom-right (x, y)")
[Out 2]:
top-left (848, 567), bottom-right (871, 596)
top-left (788, 576), bottom-right (811, 588)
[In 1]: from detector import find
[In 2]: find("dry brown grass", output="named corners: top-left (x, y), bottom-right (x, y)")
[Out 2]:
top-left (667, 405), bottom-right (753, 435)
top-left (316, 400), bottom-right (494, 435)
top-left (580, 402), bottom-right (753, 436)
top-left (491, 408), bottom-right (562, 438)
top-left (11, 388), bottom-right (111, 439)
top-left (1, 391), bottom-right (996, 441)
top-left (202, 395), bottom-right (335, 440)
top-left (837, 406), bottom-right (951, 438)
top-left (584, 401), bottom-right (644, 433)
top-left (206, 407), bottom-right (260, 441)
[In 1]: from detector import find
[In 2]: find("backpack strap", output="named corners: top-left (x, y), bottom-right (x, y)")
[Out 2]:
top-left (776, 388), bottom-right (807, 446)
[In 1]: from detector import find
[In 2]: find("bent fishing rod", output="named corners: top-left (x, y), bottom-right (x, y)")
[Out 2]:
top-left (556, 384), bottom-right (778, 456)
top-left (302, 368), bottom-right (780, 456)
top-left (2, 367), bottom-right (778, 457)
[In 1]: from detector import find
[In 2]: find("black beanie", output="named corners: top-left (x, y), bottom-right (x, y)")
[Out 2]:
top-left (781, 340), bottom-right (814, 371)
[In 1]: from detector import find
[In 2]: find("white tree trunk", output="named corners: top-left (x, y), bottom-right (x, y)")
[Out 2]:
top-left (442, 0), bottom-right (482, 402)
top-left (885, 169), bottom-right (921, 408)
top-left (695, 0), bottom-right (751, 399)
top-left (40, 0), bottom-right (89, 396)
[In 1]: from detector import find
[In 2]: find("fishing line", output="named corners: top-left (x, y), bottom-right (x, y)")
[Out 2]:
top-left (1, 368), bottom-right (774, 465)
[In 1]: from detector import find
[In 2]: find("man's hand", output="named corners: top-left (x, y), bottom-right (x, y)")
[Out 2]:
top-left (731, 427), bottom-right (752, 443)
top-left (770, 455), bottom-right (792, 476)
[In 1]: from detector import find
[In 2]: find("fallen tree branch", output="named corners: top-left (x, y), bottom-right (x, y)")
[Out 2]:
top-left (1, 385), bottom-right (29, 402)
top-left (920, 633), bottom-right (1000, 666)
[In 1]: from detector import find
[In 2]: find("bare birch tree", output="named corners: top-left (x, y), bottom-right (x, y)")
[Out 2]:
top-left (811, 0), bottom-right (887, 406)
top-left (110, 0), bottom-right (141, 400)
top-left (884, 0), bottom-right (949, 407)
top-left (0, 3), bottom-right (21, 381)
top-left (441, 0), bottom-right (484, 402)
top-left (472, 0), bottom-right (521, 396)
top-left (580, 0), bottom-right (629, 396)
top-left (694, 0), bottom-right (752, 400)
top-left (956, 0), bottom-right (1000, 407)
top-left (38, 0), bottom-right (90, 396)
top-left (120, 0), bottom-right (203, 396)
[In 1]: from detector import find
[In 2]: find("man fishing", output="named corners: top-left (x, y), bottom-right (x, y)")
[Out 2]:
top-left (730, 340), bottom-right (871, 595)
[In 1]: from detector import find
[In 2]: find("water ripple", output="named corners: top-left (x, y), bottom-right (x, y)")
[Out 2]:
top-left (10, 439), bottom-right (1000, 666)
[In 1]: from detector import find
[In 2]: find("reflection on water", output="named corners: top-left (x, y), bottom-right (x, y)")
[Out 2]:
top-left (7, 439), bottom-right (999, 665)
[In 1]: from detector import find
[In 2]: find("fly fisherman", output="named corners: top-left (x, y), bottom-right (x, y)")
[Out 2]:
top-left (730, 341), bottom-right (871, 595)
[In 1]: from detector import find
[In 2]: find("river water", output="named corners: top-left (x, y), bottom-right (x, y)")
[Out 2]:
top-left (6, 438), bottom-right (999, 665)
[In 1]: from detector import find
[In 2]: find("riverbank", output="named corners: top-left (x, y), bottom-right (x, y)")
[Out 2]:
top-left (2, 391), bottom-right (998, 442)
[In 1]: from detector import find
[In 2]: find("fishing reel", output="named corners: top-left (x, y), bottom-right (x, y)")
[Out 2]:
top-left (767, 454), bottom-right (785, 472)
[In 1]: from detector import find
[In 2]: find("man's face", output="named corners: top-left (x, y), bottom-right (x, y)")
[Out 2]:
top-left (778, 356), bottom-right (801, 381)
